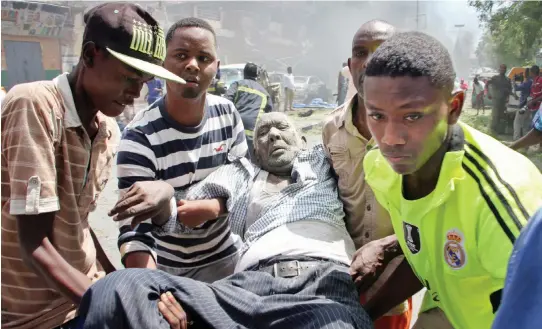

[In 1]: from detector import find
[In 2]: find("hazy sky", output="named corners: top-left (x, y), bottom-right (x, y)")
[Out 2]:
top-left (428, 0), bottom-right (482, 45)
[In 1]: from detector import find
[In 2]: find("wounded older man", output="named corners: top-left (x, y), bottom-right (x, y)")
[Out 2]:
top-left (77, 112), bottom-right (372, 329)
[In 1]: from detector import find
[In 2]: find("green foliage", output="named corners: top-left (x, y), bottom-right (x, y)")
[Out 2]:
top-left (469, 0), bottom-right (542, 67)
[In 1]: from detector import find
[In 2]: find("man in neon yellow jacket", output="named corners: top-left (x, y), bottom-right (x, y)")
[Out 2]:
top-left (350, 31), bottom-right (542, 329)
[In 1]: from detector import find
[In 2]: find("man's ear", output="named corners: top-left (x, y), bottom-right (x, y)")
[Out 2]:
top-left (82, 42), bottom-right (99, 68)
top-left (449, 90), bottom-right (464, 125)
top-left (347, 57), bottom-right (352, 72)
top-left (252, 148), bottom-right (261, 166)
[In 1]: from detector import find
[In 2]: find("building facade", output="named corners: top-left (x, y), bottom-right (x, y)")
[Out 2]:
top-left (1, 1), bottom-right (70, 90)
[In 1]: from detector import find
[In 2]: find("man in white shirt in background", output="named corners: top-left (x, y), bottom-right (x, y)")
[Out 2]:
top-left (282, 66), bottom-right (296, 112)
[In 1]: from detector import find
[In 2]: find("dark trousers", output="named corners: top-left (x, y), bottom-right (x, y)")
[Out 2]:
top-left (77, 261), bottom-right (372, 329)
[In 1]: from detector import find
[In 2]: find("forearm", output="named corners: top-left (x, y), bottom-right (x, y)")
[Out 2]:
top-left (18, 214), bottom-right (93, 304)
top-left (510, 129), bottom-right (542, 150)
top-left (179, 198), bottom-right (227, 228)
top-left (528, 95), bottom-right (542, 106)
top-left (118, 223), bottom-right (158, 269)
top-left (379, 234), bottom-right (403, 262)
top-left (21, 235), bottom-right (92, 304)
top-left (199, 198), bottom-right (227, 220)
top-left (123, 251), bottom-right (157, 269)
top-left (364, 258), bottom-right (423, 320)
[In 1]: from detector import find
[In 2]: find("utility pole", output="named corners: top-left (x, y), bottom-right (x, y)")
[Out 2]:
top-left (414, 0), bottom-right (425, 31)
top-left (416, 0), bottom-right (419, 30)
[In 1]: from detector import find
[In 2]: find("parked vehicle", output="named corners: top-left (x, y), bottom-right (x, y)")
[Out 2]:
top-left (220, 64), bottom-right (245, 90)
top-left (293, 75), bottom-right (329, 103)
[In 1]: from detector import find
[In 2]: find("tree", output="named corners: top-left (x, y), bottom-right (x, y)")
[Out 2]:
top-left (469, 0), bottom-right (542, 66)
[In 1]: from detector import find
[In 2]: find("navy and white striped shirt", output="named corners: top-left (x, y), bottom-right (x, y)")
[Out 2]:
top-left (116, 94), bottom-right (247, 274)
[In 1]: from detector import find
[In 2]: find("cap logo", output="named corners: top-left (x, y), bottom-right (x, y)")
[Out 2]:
top-left (130, 20), bottom-right (166, 61)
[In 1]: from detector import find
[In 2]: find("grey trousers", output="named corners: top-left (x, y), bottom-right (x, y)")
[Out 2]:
top-left (77, 262), bottom-right (373, 329)
top-left (513, 110), bottom-right (533, 140)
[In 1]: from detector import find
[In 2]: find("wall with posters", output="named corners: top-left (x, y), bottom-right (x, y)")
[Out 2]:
top-left (1, 1), bottom-right (68, 88)
top-left (1, 1), bottom-right (69, 38)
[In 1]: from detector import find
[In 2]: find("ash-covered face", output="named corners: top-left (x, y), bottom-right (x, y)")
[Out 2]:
top-left (254, 112), bottom-right (303, 175)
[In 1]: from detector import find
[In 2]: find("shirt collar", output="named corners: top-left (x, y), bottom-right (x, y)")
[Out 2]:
top-left (239, 144), bottom-right (327, 184)
top-left (53, 73), bottom-right (113, 140)
top-left (340, 95), bottom-right (372, 145)
top-left (54, 73), bottom-right (82, 128)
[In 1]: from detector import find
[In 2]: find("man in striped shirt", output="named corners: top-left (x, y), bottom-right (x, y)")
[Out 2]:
top-left (1, 4), bottom-right (183, 329)
top-left (111, 18), bottom-right (248, 282)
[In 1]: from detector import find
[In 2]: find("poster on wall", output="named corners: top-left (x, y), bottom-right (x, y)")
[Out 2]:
top-left (1, 1), bottom-right (69, 38)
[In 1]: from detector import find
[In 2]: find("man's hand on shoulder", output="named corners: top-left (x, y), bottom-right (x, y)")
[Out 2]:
top-left (109, 181), bottom-right (174, 228)
top-left (349, 235), bottom-right (402, 293)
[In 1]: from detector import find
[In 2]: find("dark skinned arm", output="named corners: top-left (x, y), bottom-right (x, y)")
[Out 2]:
top-left (364, 258), bottom-right (423, 320)
top-left (123, 199), bottom-right (228, 268)
top-left (176, 198), bottom-right (227, 228)
top-left (124, 252), bottom-right (157, 269)
top-left (510, 128), bottom-right (542, 150)
top-left (527, 94), bottom-right (542, 108)
top-left (350, 234), bottom-right (404, 292)
top-left (17, 213), bottom-right (93, 305)
top-left (485, 79), bottom-right (492, 98)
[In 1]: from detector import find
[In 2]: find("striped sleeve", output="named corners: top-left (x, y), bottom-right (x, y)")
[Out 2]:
top-left (228, 106), bottom-right (248, 159)
top-left (1, 87), bottom-right (60, 215)
top-left (477, 181), bottom-right (542, 280)
top-left (186, 159), bottom-right (252, 209)
top-left (116, 128), bottom-right (160, 263)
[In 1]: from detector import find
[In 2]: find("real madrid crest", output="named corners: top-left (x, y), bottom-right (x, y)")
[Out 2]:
top-left (444, 229), bottom-right (467, 269)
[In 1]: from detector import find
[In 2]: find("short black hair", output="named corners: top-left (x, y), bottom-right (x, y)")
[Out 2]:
top-left (532, 65), bottom-right (540, 75)
top-left (365, 31), bottom-right (456, 95)
top-left (165, 17), bottom-right (217, 46)
top-left (244, 62), bottom-right (258, 79)
top-left (356, 19), bottom-right (395, 40)
top-left (287, 66), bottom-right (293, 73)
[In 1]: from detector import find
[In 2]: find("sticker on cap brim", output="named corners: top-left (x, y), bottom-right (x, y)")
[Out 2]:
top-left (444, 229), bottom-right (467, 269)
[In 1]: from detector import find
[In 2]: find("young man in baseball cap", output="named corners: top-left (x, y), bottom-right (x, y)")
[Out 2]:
top-left (1, 3), bottom-right (182, 329)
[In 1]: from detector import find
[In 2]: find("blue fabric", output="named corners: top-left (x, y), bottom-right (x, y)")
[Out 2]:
top-left (77, 264), bottom-right (372, 329)
top-left (146, 78), bottom-right (162, 104)
top-left (533, 108), bottom-right (542, 132)
top-left (514, 79), bottom-right (532, 107)
top-left (491, 207), bottom-right (542, 329)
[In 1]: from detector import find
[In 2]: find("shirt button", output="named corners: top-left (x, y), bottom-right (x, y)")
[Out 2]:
top-left (366, 205), bottom-right (371, 211)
